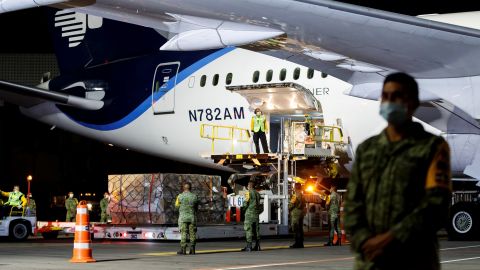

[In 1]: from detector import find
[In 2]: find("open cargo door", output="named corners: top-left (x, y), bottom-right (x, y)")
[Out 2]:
top-left (226, 82), bottom-right (321, 114)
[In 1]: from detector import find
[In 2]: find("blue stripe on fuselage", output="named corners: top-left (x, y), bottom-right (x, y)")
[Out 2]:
top-left (70, 47), bottom-right (236, 131)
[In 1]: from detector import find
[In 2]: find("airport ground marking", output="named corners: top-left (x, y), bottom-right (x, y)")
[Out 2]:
top-left (440, 245), bottom-right (480, 251)
top-left (441, 256), bottom-right (480, 263)
top-left (199, 257), bottom-right (354, 270)
top-left (144, 244), bottom-right (328, 256)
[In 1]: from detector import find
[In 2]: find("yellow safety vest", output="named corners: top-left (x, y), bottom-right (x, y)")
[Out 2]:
top-left (7, 191), bottom-right (24, 207)
top-left (251, 115), bottom-right (267, 132)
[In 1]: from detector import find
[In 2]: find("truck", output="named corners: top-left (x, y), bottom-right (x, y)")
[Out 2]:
top-left (447, 179), bottom-right (480, 240)
top-left (0, 215), bottom-right (36, 241)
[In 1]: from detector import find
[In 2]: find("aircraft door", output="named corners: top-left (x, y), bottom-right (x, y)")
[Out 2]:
top-left (152, 62), bottom-right (180, 114)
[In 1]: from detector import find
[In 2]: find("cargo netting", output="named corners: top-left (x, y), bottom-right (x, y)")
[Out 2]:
top-left (108, 174), bottom-right (225, 225)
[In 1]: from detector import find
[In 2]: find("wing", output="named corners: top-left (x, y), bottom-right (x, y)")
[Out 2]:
top-left (0, 80), bottom-right (103, 110)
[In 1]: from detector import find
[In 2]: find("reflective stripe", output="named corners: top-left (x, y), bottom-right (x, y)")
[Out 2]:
top-left (73, 243), bottom-right (91, 249)
top-left (77, 208), bottom-right (87, 214)
top-left (75, 225), bottom-right (89, 232)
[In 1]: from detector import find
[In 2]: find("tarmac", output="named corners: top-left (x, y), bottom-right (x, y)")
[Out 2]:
top-left (0, 236), bottom-right (479, 270)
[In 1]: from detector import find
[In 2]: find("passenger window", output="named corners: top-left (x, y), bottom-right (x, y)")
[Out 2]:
top-left (226, 73), bottom-right (233, 85)
top-left (279, 68), bottom-right (287, 81)
top-left (321, 72), bottom-right (328, 78)
top-left (188, 76), bottom-right (195, 88)
top-left (293, 67), bottom-right (301, 80)
top-left (213, 74), bottom-right (219, 86)
top-left (253, 71), bottom-right (260, 83)
top-left (307, 68), bottom-right (314, 79)
top-left (266, 69), bottom-right (273, 82)
top-left (200, 75), bottom-right (207, 87)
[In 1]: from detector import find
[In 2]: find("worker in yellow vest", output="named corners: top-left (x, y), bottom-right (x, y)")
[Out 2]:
top-left (250, 108), bottom-right (269, 154)
top-left (0, 185), bottom-right (27, 218)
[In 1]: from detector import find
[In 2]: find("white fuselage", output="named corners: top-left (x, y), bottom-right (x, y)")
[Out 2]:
top-left (19, 48), bottom-right (475, 174)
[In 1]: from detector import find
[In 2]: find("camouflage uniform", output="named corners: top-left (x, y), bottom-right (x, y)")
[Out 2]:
top-left (344, 122), bottom-right (451, 270)
top-left (243, 189), bottom-right (261, 245)
top-left (100, 197), bottom-right (110, 222)
top-left (175, 191), bottom-right (199, 250)
top-left (289, 190), bottom-right (306, 247)
top-left (328, 191), bottom-right (341, 243)
top-left (65, 197), bottom-right (78, 222)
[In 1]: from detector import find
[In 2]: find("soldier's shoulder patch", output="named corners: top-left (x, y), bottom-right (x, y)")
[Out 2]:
top-left (425, 141), bottom-right (451, 190)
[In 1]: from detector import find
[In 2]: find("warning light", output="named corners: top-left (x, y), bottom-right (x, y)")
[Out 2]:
top-left (305, 185), bottom-right (314, 193)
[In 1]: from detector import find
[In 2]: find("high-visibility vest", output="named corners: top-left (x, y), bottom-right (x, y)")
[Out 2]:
top-left (251, 115), bottom-right (267, 132)
top-left (6, 191), bottom-right (24, 207)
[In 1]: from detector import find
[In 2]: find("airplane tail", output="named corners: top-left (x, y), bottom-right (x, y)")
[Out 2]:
top-left (46, 8), bottom-right (168, 74)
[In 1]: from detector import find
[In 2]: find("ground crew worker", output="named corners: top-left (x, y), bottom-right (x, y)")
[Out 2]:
top-left (344, 72), bottom-right (452, 270)
top-left (325, 185), bottom-right (341, 246)
top-left (241, 180), bottom-right (261, 252)
top-left (65, 192), bottom-right (78, 222)
top-left (0, 185), bottom-right (27, 218)
top-left (100, 192), bottom-right (111, 222)
top-left (175, 182), bottom-right (199, 255)
top-left (251, 108), bottom-right (269, 154)
top-left (26, 193), bottom-right (36, 216)
top-left (289, 183), bottom-right (306, 248)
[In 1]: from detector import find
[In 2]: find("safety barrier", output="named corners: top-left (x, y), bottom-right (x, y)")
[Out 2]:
top-left (200, 124), bottom-right (250, 153)
top-left (70, 201), bottom-right (95, 263)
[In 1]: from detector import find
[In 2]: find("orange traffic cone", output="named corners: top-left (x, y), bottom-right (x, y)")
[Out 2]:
top-left (70, 201), bottom-right (96, 263)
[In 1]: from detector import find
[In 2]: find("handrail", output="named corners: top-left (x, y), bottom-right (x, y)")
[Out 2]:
top-left (200, 124), bottom-right (251, 153)
top-left (312, 125), bottom-right (344, 144)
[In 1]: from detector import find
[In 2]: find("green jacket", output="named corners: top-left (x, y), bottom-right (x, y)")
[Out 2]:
top-left (65, 197), bottom-right (78, 212)
top-left (100, 198), bottom-right (109, 213)
top-left (344, 122), bottom-right (451, 270)
top-left (328, 191), bottom-right (340, 218)
top-left (175, 191), bottom-right (199, 224)
top-left (289, 191), bottom-right (306, 221)
top-left (243, 189), bottom-right (261, 223)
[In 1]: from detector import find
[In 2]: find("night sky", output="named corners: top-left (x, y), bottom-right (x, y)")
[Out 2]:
top-left (0, 1), bottom-right (478, 220)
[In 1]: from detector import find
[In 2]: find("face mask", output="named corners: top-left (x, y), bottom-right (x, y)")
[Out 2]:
top-left (379, 102), bottom-right (407, 125)
top-left (256, 112), bottom-right (261, 116)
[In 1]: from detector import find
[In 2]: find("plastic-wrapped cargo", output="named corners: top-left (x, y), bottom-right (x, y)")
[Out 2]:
top-left (108, 174), bottom-right (225, 225)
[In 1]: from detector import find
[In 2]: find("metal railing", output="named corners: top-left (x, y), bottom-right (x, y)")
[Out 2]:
top-left (200, 124), bottom-right (251, 154)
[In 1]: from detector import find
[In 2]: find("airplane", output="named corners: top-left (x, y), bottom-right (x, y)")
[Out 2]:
top-left (2, 0), bottom-right (477, 180)
top-left (0, 4), bottom-right (477, 179)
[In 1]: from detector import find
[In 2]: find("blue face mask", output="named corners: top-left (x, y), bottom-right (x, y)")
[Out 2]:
top-left (379, 102), bottom-right (408, 125)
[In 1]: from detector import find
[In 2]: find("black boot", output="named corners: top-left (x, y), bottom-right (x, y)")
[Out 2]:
top-left (241, 242), bottom-right (252, 252)
top-left (324, 241), bottom-right (333, 246)
top-left (177, 247), bottom-right (186, 255)
top-left (253, 240), bottom-right (261, 251)
top-left (189, 245), bottom-right (196, 255)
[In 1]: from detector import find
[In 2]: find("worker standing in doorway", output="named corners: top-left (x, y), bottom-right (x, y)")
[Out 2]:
top-left (175, 182), bottom-right (199, 255)
top-left (100, 192), bottom-right (111, 223)
top-left (289, 183), bottom-right (306, 248)
top-left (241, 180), bottom-right (261, 252)
top-left (65, 192), bottom-right (78, 222)
top-left (251, 108), bottom-right (269, 154)
top-left (325, 185), bottom-right (341, 246)
top-left (344, 72), bottom-right (452, 270)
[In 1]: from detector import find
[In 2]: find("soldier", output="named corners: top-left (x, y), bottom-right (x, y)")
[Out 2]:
top-left (289, 183), bottom-right (306, 248)
top-left (324, 185), bottom-right (341, 246)
top-left (100, 192), bottom-right (111, 223)
top-left (65, 192), bottom-right (78, 222)
top-left (344, 72), bottom-right (451, 270)
top-left (241, 180), bottom-right (261, 252)
top-left (175, 182), bottom-right (199, 255)
top-left (26, 193), bottom-right (36, 217)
